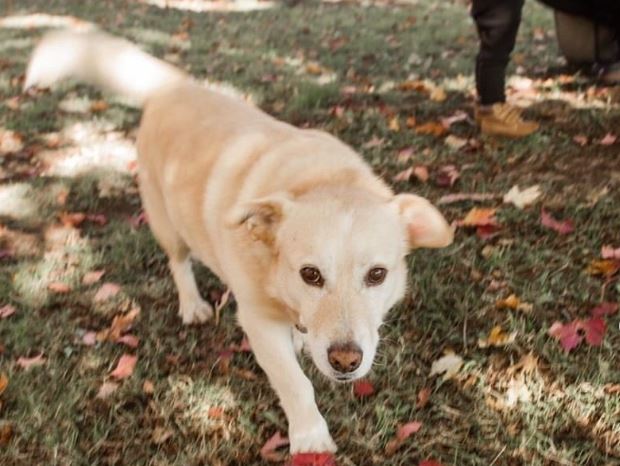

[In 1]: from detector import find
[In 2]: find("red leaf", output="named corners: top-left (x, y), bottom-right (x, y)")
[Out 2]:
top-left (290, 452), bottom-right (337, 466)
top-left (420, 460), bottom-right (444, 466)
top-left (110, 354), bottom-right (137, 379)
top-left (396, 421), bottom-right (422, 441)
top-left (116, 334), bottom-right (140, 348)
top-left (583, 317), bottom-right (606, 346)
top-left (260, 431), bottom-right (289, 462)
top-left (540, 209), bottom-right (574, 235)
top-left (0, 304), bottom-right (16, 319)
top-left (548, 320), bottom-right (583, 352)
top-left (591, 302), bottom-right (618, 318)
top-left (476, 224), bottom-right (501, 240)
top-left (353, 379), bottom-right (375, 398)
top-left (435, 164), bottom-right (459, 187)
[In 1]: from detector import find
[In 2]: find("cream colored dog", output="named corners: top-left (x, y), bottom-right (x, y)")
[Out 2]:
top-left (25, 30), bottom-right (453, 453)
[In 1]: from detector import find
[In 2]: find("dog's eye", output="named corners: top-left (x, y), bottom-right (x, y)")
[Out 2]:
top-left (365, 267), bottom-right (387, 286)
top-left (300, 266), bottom-right (324, 287)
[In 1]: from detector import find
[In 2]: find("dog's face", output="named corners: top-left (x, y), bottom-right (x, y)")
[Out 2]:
top-left (235, 188), bottom-right (453, 382)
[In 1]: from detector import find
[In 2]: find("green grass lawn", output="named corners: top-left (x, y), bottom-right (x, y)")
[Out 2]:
top-left (1, 1), bottom-right (619, 465)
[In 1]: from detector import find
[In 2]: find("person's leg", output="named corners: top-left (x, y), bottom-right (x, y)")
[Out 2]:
top-left (472, 0), bottom-right (539, 136)
top-left (472, 0), bottom-right (524, 105)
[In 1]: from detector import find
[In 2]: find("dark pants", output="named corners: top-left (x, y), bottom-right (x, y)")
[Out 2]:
top-left (472, 0), bottom-right (525, 105)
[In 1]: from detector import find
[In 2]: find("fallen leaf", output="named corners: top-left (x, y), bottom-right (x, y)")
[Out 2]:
top-left (437, 193), bottom-right (497, 205)
top-left (90, 100), bottom-right (108, 112)
top-left (586, 259), bottom-right (620, 277)
top-left (82, 331), bottom-right (97, 346)
top-left (496, 294), bottom-right (520, 310)
top-left (388, 116), bottom-right (400, 132)
top-left (0, 304), bottom-right (16, 319)
top-left (503, 185), bottom-right (541, 209)
top-left (429, 87), bottom-right (446, 102)
top-left (98, 307), bottom-right (140, 342)
top-left (0, 128), bottom-right (24, 154)
top-left (415, 121), bottom-right (447, 137)
top-left (440, 110), bottom-right (468, 129)
top-left (143, 380), bottom-right (155, 395)
top-left (444, 135), bottom-right (467, 150)
top-left (429, 353), bottom-right (463, 380)
top-left (93, 282), bottom-right (122, 302)
top-left (59, 212), bottom-right (86, 227)
top-left (290, 453), bottom-right (337, 466)
top-left (353, 379), bottom-right (375, 398)
top-left (363, 136), bottom-right (384, 149)
top-left (0, 422), bottom-right (13, 446)
top-left (540, 209), bottom-right (574, 235)
top-left (305, 62), bottom-right (325, 75)
top-left (86, 213), bottom-right (108, 226)
top-left (260, 431), bottom-right (289, 462)
top-left (96, 381), bottom-right (119, 399)
top-left (385, 421), bottom-right (423, 455)
top-left (396, 147), bottom-right (413, 163)
top-left (405, 116), bottom-right (417, 129)
top-left (82, 270), bottom-right (105, 285)
top-left (478, 325), bottom-right (516, 348)
top-left (458, 208), bottom-right (498, 227)
top-left (573, 134), bottom-right (588, 146)
top-left (116, 334), bottom-right (139, 348)
top-left (47, 282), bottom-right (71, 294)
top-left (110, 354), bottom-right (137, 379)
top-left (398, 80), bottom-right (427, 92)
top-left (601, 245), bottom-right (620, 260)
top-left (413, 166), bottom-right (429, 182)
top-left (128, 211), bottom-right (148, 228)
top-left (435, 164), bottom-right (459, 187)
top-left (583, 317), bottom-right (605, 346)
top-left (416, 387), bottom-right (432, 409)
top-left (393, 167), bottom-right (414, 182)
top-left (0, 373), bottom-right (8, 396)
top-left (17, 353), bottom-right (46, 369)
top-left (599, 132), bottom-right (616, 145)
top-left (476, 224), bottom-right (500, 240)
top-left (591, 302), bottom-right (618, 318)
top-left (420, 460), bottom-right (444, 466)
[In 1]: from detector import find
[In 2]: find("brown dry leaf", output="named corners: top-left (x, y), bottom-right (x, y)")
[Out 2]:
top-left (305, 62), bottom-right (325, 75)
top-left (393, 167), bottom-right (414, 183)
top-left (96, 381), bottom-right (119, 399)
top-left (59, 212), bottom-right (86, 227)
top-left (478, 325), bottom-right (516, 348)
top-left (143, 380), bottom-right (155, 395)
top-left (0, 373), bottom-right (8, 396)
top-left (415, 122), bottom-right (447, 137)
top-left (444, 135), bottom-right (467, 150)
top-left (398, 80), bottom-right (427, 92)
top-left (416, 387), bottom-right (432, 409)
top-left (429, 87), bottom-right (446, 102)
top-left (573, 134), bottom-right (588, 146)
top-left (93, 282), bottom-right (122, 302)
top-left (90, 100), bottom-right (109, 112)
top-left (385, 421), bottom-right (423, 456)
top-left (47, 282), bottom-right (72, 294)
top-left (388, 116), bottom-right (400, 132)
top-left (413, 166), bottom-right (429, 183)
top-left (586, 259), bottom-right (620, 277)
top-left (82, 270), bottom-right (105, 285)
top-left (98, 307), bottom-right (140, 342)
top-left (459, 208), bottom-right (498, 227)
top-left (405, 116), bottom-right (417, 128)
top-left (17, 353), bottom-right (46, 370)
top-left (496, 294), bottom-right (520, 310)
top-left (110, 354), bottom-right (137, 379)
top-left (0, 422), bottom-right (13, 446)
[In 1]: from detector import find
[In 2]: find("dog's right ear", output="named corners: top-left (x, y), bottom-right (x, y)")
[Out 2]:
top-left (226, 193), bottom-right (293, 246)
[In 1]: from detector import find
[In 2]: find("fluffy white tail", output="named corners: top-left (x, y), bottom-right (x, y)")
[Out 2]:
top-left (24, 29), bottom-right (187, 105)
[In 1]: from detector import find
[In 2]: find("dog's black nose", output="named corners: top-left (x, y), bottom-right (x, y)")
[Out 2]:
top-left (327, 342), bottom-right (362, 374)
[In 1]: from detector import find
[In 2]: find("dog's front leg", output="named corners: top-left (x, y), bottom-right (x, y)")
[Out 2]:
top-left (238, 306), bottom-right (337, 454)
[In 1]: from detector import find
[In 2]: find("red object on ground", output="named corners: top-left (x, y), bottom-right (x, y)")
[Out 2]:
top-left (289, 452), bottom-right (337, 466)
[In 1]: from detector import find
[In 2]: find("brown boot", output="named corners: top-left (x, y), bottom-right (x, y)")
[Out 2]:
top-left (475, 103), bottom-right (539, 138)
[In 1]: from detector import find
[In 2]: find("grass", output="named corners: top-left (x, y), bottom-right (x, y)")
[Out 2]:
top-left (1, 0), bottom-right (619, 465)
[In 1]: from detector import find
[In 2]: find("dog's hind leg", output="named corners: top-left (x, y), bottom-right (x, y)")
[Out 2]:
top-left (139, 171), bottom-right (213, 324)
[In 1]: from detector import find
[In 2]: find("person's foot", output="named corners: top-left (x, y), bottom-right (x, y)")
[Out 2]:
top-left (475, 103), bottom-right (539, 138)
top-left (600, 62), bottom-right (620, 84)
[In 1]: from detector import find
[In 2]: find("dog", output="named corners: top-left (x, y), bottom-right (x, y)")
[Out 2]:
top-left (25, 29), bottom-right (453, 454)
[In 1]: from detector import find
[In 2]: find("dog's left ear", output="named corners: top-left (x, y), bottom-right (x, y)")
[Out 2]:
top-left (227, 193), bottom-right (293, 246)
top-left (392, 193), bottom-right (454, 249)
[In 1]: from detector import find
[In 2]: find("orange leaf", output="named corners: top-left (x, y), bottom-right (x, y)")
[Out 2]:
top-left (587, 259), bottom-right (620, 277)
top-left (496, 294), bottom-right (520, 310)
top-left (47, 282), bottom-right (71, 294)
top-left (110, 354), bottom-right (137, 379)
top-left (415, 121), bottom-right (447, 137)
top-left (459, 208), bottom-right (498, 227)
top-left (416, 387), bottom-right (432, 409)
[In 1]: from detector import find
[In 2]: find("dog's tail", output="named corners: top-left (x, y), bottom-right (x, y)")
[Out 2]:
top-left (24, 29), bottom-right (187, 106)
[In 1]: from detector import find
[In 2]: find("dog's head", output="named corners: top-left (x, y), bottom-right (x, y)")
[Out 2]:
top-left (232, 187), bottom-right (453, 382)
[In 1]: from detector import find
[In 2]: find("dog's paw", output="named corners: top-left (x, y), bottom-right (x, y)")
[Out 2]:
top-left (289, 418), bottom-right (337, 454)
top-left (179, 299), bottom-right (213, 324)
